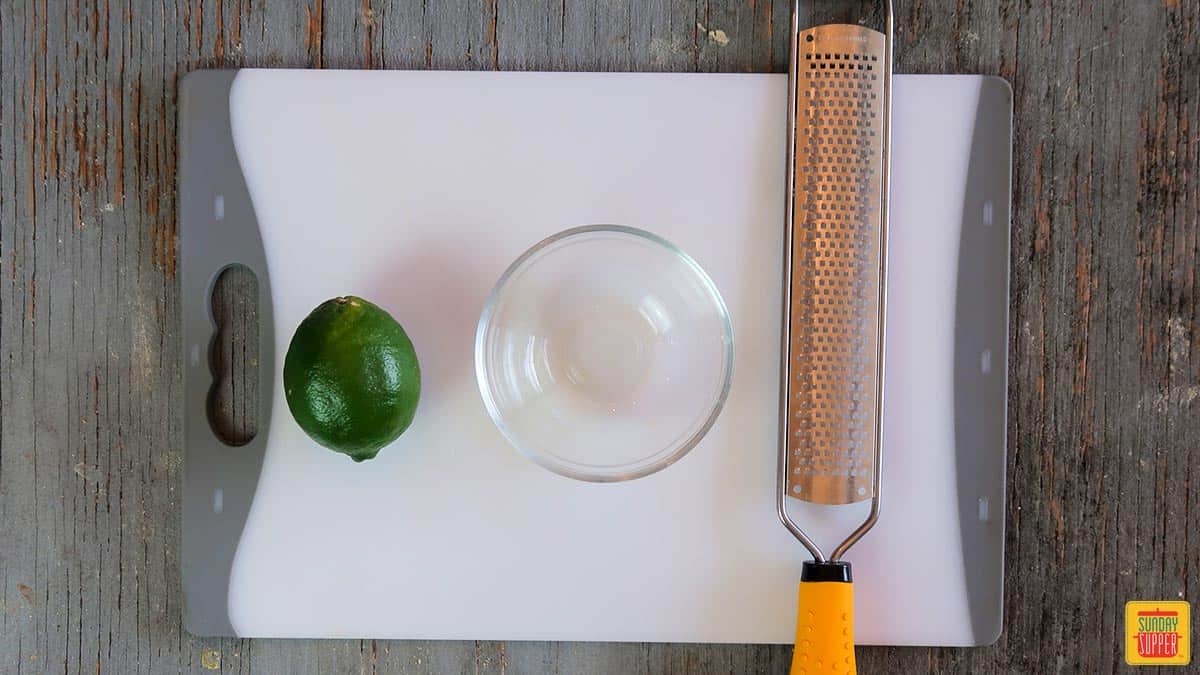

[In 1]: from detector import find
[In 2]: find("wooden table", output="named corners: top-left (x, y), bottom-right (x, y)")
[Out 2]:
top-left (2, 1), bottom-right (1197, 673)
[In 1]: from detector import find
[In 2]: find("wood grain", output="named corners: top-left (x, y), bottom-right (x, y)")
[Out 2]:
top-left (207, 265), bottom-right (258, 447)
top-left (1, 0), bottom-right (1196, 673)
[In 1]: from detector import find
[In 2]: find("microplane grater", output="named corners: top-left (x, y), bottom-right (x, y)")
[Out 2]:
top-left (777, 2), bottom-right (893, 673)
top-left (786, 24), bottom-right (887, 506)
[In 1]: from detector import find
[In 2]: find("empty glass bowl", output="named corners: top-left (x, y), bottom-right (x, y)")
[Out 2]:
top-left (475, 225), bottom-right (734, 482)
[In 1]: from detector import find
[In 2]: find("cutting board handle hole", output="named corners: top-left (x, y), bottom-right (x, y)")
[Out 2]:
top-left (206, 264), bottom-right (260, 447)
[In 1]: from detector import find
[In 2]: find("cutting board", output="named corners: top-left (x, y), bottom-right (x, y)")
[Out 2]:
top-left (179, 70), bottom-right (1012, 645)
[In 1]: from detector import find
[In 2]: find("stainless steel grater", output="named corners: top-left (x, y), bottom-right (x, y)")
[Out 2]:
top-left (785, 24), bottom-right (889, 508)
top-left (778, 1), bottom-right (893, 673)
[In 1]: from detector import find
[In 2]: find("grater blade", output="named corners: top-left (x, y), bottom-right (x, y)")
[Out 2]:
top-left (785, 24), bottom-right (888, 506)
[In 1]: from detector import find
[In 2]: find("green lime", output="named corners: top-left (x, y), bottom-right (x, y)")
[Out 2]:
top-left (283, 296), bottom-right (421, 462)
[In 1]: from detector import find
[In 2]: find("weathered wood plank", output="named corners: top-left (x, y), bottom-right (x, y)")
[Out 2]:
top-left (1, 0), bottom-right (1197, 673)
top-left (208, 266), bottom-right (258, 447)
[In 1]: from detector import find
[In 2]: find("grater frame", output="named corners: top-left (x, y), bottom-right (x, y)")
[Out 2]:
top-left (777, 0), bottom-right (894, 564)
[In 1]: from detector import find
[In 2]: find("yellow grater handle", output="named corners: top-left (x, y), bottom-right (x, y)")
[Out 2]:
top-left (791, 562), bottom-right (856, 675)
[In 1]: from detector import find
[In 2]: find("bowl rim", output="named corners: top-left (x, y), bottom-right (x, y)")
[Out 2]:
top-left (473, 224), bottom-right (736, 483)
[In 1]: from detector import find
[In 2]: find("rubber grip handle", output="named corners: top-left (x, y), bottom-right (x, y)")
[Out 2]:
top-left (791, 578), bottom-right (856, 675)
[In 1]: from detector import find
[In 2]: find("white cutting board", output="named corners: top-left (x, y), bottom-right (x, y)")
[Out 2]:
top-left (178, 70), bottom-right (1011, 645)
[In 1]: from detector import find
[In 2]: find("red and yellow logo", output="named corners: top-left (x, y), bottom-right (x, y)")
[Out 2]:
top-left (1126, 601), bottom-right (1190, 666)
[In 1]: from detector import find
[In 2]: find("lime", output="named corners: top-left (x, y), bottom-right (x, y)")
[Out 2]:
top-left (283, 296), bottom-right (421, 462)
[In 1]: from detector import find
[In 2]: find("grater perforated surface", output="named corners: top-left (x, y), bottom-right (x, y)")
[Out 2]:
top-left (786, 24), bottom-right (887, 506)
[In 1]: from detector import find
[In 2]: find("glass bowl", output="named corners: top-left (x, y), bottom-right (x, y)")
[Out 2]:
top-left (475, 225), bottom-right (734, 482)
